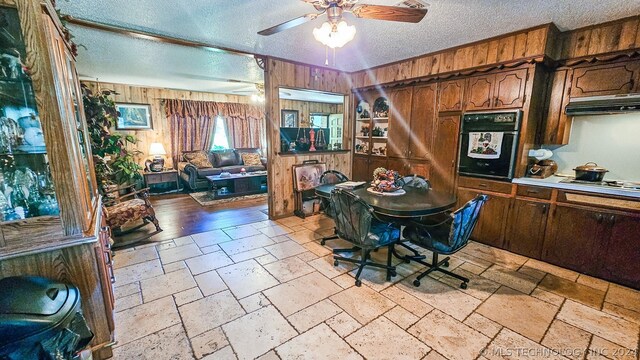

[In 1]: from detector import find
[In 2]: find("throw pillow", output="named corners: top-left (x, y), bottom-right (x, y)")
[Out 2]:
top-left (185, 151), bottom-right (212, 169)
top-left (241, 152), bottom-right (262, 166)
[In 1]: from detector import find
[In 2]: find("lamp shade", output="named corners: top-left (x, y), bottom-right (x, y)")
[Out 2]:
top-left (149, 142), bottom-right (167, 156)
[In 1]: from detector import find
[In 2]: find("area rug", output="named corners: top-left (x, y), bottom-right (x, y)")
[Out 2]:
top-left (189, 191), bottom-right (268, 206)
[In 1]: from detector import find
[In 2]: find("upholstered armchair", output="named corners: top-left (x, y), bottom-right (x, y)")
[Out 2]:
top-left (402, 194), bottom-right (489, 289)
top-left (330, 188), bottom-right (400, 286)
top-left (102, 185), bottom-right (162, 237)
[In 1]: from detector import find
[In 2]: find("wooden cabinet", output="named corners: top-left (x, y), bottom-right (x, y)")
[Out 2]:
top-left (438, 79), bottom-right (465, 112)
top-left (457, 187), bottom-right (510, 248)
top-left (430, 115), bottom-right (460, 195)
top-left (0, 1), bottom-right (113, 357)
top-left (409, 84), bottom-right (437, 160)
top-left (464, 69), bottom-right (528, 111)
top-left (352, 155), bottom-right (369, 181)
top-left (368, 157), bottom-right (388, 176)
top-left (387, 158), bottom-right (430, 178)
top-left (465, 75), bottom-right (495, 111)
top-left (570, 61), bottom-right (640, 98)
top-left (599, 212), bottom-right (640, 287)
top-left (386, 87), bottom-right (413, 158)
top-left (504, 199), bottom-right (548, 259)
top-left (494, 69), bottom-right (528, 109)
top-left (542, 205), bottom-right (604, 276)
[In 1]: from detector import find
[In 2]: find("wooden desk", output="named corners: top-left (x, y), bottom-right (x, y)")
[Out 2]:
top-left (144, 170), bottom-right (180, 193)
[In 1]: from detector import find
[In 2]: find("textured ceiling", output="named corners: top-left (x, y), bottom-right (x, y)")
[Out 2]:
top-left (59, 0), bottom-right (640, 93)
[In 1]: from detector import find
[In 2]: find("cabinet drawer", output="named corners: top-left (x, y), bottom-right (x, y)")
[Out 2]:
top-left (516, 185), bottom-right (552, 200)
top-left (161, 173), bottom-right (177, 182)
top-left (557, 191), bottom-right (640, 212)
top-left (458, 176), bottom-right (513, 194)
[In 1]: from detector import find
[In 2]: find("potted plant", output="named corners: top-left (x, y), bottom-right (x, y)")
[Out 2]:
top-left (81, 85), bottom-right (143, 194)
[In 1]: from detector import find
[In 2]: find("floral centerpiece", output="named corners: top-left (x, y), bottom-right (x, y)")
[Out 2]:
top-left (371, 167), bottom-right (401, 193)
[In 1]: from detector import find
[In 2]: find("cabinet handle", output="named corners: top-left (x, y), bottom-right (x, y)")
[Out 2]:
top-left (526, 190), bottom-right (539, 194)
top-left (609, 214), bottom-right (615, 224)
top-left (478, 183), bottom-right (488, 188)
top-left (595, 213), bottom-right (603, 223)
top-left (541, 204), bottom-right (548, 215)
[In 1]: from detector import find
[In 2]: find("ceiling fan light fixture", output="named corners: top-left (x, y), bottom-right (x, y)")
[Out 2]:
top-left (313, 20), bottom-right (356, 48)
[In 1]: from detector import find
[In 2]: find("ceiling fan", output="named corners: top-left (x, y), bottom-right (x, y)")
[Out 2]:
top-left (257, 0), bottom-right (428, 42)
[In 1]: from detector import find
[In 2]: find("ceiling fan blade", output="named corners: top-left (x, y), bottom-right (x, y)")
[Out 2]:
top-left (258, 12), bottom-right (324, 36)
top-left (351, 4), bottom-right (427, 23)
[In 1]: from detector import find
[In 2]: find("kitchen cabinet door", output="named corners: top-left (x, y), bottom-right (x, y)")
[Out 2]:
top-left (367, 157), bottom-right (388, 178)
top-left (598, 213), bottom-right (640, 288)
top-left (407, 160), bottom-right (430, 179)
top-left (541, 69), bottom-right (572, 145)
top-left (542, 205), bottom-right (605, 276)
top-left (409, 84), bottom-right (437, 160)
top-left (387, 157), bottom-right (409, 175)
top-left (352, 156), bottom-right (369, 181)
top-left (430, 115), bottom-right (460, 195)
top-left (494, 69), bottom-right (528, 109)
top-left (465, 74), bottom-right (495, 111)
top-left (570, 61), bottom-right (640, 98)
top-left (504, 199), bottom-right (548, 259)
top-left (438, 80), bottom-right (465, 112)
top-left (386, 88), bottom-right (413, 158)
top-left (457, 188), bottom-right (510, 249)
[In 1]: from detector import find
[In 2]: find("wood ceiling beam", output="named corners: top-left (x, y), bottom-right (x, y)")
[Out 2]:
top-left (64, 16), bottom-right (259, 59)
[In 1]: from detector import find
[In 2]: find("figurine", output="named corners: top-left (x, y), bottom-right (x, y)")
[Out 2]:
top-left (0, 49), bottom-right (26, 79)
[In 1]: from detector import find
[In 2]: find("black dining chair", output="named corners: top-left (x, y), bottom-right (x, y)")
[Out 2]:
top-left (401, 194), bottom-right (489, 289)
top-left (330, 188), bottom-right (400, 286)
top-left (400, 174), bottom-right (431, 190)
top-left (319, 170), bottom-right (349, 246)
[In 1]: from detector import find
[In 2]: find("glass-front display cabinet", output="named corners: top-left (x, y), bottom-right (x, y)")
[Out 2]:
top-left (0, 0), bottom-right (99, 245)
top-left (0, 6), bottom-right (59, 222)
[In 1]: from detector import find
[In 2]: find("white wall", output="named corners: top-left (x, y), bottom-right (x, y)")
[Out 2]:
top-left (543, 113), bottom-right (640, 181)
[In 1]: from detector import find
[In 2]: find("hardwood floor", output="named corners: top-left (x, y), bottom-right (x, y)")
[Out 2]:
top-left (114, 193), bottom-right (269, 248)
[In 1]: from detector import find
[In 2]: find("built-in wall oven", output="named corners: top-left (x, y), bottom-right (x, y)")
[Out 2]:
top-left (458, 110), bottom-right (522, 181)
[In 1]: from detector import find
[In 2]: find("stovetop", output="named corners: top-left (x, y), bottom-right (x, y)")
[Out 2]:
top-left (560, 178), bottom-right (640, 191)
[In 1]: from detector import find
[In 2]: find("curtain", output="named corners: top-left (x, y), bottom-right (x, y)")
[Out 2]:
top-left (165, 99), bottom-right (266, 166)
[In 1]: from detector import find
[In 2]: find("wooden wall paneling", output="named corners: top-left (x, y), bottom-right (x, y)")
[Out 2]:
top-left (526, 27), bottom-right (550, 58)
top-left (619, 17), bottom-right (639, 50)
top-left (514, 65), bottom-right (541, 178)
top-left (265, 58), bottom-right (352, 218)
top-left (278, 99), bottom-right (342, 128)
top-left (486, 39), bottom-right (500, 64)
top-left (497, 36), bottom-right (516, 62)
top-left (513, 33), bottom-right (528, 59)
top-left (541, 68), bottom-right (572, 145)
top-left (440, 51), bottom-right (455, 73)
top-left (82, 81), bottom-right (252, 168)
top-left (472, 42), bottom-right (489, 66)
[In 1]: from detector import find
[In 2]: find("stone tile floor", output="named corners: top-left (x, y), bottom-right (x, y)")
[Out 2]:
top-left (111, 214), bottom-right (640, 360)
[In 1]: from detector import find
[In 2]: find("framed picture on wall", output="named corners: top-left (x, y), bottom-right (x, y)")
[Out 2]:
top-left (281, 109), bottom-right (299, 128)
top-left (116, 103), bottom-right (153, 130)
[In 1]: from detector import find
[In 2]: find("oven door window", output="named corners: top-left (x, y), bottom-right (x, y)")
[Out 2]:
top-left (458, 132), bottom-right (518, 180)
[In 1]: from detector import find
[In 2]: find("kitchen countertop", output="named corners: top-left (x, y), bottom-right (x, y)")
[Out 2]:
top-left (513, 176), bottom-right (640, 199)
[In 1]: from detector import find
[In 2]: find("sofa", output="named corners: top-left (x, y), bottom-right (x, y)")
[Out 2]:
top-left (178, 148), bottom-right (267, 191)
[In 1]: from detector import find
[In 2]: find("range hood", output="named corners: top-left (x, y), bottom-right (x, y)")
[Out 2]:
top-left (566, 94), bottom-right (640, 116)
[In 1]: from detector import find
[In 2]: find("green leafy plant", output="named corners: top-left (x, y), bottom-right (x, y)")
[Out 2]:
top-left (81, 84), bottom-right (142, 192)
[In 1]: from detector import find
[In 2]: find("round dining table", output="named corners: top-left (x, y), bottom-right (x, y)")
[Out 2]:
top-left (315, 184), bottom-right (457, 218)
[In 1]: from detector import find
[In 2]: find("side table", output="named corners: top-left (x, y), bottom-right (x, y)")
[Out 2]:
top-left (143, 169), bottom-right (180, 194)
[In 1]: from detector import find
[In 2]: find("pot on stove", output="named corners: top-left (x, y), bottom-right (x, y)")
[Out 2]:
top-left (573, 162), bottom-right (609, 182)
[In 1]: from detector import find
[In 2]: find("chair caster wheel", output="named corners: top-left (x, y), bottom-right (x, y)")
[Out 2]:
top-left (460, 282), bottom-right (468, 289)
top-left (321, 240), bottom-right (326, 246)
top-left (355, 280), bottom-right (362, 287)
top-left (334, 260), bottom-right (339, 266)
top-left (403, 258), bottom-right (410, 264)
top-left (390, 270), bottom-right (397, 277)
top-left (443, 261), bottom-right (449, 267)
top-left (413, 279), bottom-right (421, 287)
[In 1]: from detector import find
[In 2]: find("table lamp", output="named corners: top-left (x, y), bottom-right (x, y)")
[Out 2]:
top-left (147, 142), bottom-right (167, 172)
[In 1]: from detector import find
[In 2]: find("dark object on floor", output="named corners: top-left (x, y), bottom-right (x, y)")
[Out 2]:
top-left (330, 188), bottom-right (399, 287)
top-left (402, 194), bottom-right (489, 289)
top-left (103, 185), bottom-right (162, 246)
top-left (319, 170), bottom-right (349, 246)
top-left (0, 276), bottom-right (94, 360)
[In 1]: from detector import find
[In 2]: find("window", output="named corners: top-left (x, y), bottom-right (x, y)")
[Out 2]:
top-left (211, 116), bottom-right (230, 150)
